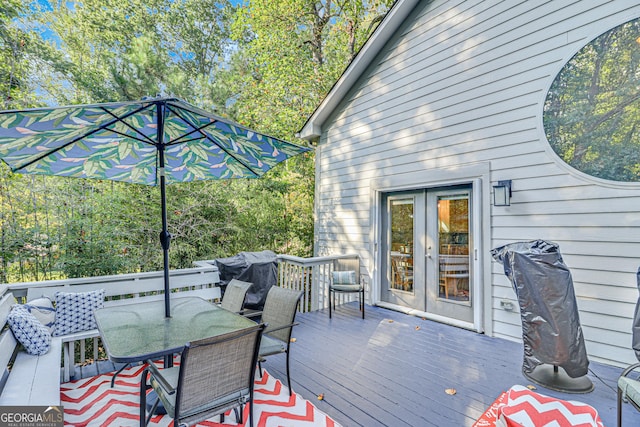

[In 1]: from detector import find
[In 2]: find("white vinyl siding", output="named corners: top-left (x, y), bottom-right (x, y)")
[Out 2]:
top-left (314, 0), bottom-right (640, 367)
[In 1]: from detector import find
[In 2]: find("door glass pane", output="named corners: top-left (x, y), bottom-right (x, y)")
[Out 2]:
top-left (389, 198), bottom-right (414, 292)
top-left (438, 195), bottom-right (470, 302)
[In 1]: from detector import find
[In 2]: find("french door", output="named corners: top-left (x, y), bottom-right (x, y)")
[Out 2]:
top-left (381, 191), bottom-right (425, 309)
top-left (380, 186), bottom-right (474, 324)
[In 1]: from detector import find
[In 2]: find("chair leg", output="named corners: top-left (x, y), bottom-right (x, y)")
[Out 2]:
top-left (111, 362), bottom-right (130, 387)
top-left (249, 392), bottom-right (254, 427)
top-left (286, 350), bottom-right (292, 396)
top-left (139, 369), bottom-right (147, 427)
top-left (139, 368), bottom-right (156, 427)
top-left (361, 290), bottom-right (365, 319)
top-left (618, 386), bottom-right (623, 427)
top-left (329, 289), bottom-right (332, 318)
top-left (233, 406), bottom-right (241, 425)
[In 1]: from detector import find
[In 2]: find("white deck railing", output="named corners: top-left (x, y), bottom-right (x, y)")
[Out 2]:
top-left (0, 253), bottom-right (361, 377)
top-left (3, 266), bottom-right (220, 305)
top-left (3, 252), bottom-right (362, 314)
top-left (193, 253), bottom-right (362, 313)
top-left (1, 267), bottom-right (220, 374)
top-left (276, 253), bottom-right (361, 313)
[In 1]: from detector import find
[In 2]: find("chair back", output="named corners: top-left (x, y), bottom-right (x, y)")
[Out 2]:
top-left (439, 255), bottom-right (469, 277)
top-left (220, 279), bottom-right (252, 313)
top-left (333, 257), bottom-right (361, 283)
top-left (261, 287), bottom-right (303, 343)
top-left (175, 323), bottom-right (265, 425)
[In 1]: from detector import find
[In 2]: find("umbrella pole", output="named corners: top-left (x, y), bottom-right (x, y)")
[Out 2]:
top-left (160, 175), bottom-right (171, 318)
top-left (157, 101), bottom-right (171, 319)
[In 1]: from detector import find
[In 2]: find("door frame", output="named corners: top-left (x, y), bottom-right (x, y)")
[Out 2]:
top-left (368, 162), bottom-right (492, 334)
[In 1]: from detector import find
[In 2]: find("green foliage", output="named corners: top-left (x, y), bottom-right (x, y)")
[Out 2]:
top-left (55, 181), bottom-right (157, 277)
top-left (544, 18), bottom-right (640, 182)
top-left (0, 0), bottom-right (42, 109)
top-left (0, 165), bottom-right (61, 282)
top-left (0, 0), bottom-right (388, 282)
top-left (216, 0), bottom-right (391, 135)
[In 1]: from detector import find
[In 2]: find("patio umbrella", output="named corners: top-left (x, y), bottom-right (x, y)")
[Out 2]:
top-left (0, 97), bottom-right (311, 317)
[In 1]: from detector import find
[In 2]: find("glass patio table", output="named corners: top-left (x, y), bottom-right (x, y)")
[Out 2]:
top-left (94, 296), bottom-right (256, 365)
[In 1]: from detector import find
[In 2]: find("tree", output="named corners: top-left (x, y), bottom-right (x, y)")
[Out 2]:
top-left (217, 0), bottom-right (392, 133)
top-left (0, 0), bottom-right (391, 281)
top-left (0, 0), bottom-right (42, 109)
top-left (212, 0), bottom-right (392, 258)
top-left (544, 18), bottom-right (640, 182)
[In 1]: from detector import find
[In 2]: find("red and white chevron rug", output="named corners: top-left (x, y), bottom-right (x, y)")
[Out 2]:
top-left (472, 385), bottom-right (603, 427)
top-left (61, 363), bottom-right (340, 427)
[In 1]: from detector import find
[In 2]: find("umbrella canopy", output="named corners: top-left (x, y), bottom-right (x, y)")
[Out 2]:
top-left (0, 97), bottom-right (311, 317)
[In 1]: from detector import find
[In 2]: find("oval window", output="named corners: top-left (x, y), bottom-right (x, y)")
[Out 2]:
top-left (543, 18), bottom-right (640, 182)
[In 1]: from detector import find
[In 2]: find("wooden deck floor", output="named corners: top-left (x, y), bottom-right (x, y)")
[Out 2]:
top-left (77, 303), bottom-right (639, 426)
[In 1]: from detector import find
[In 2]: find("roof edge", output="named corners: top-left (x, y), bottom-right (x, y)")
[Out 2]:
top-left (298, 0), bottom-right (421, 141)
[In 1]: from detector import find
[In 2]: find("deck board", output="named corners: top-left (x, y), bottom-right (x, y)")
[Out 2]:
top-left (266, 303), bottom-right (639, 427)
top-left (71, 303), bottom-right (640, 426)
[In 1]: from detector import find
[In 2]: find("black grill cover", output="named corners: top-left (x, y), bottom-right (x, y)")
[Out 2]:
top-left (491, 240), bottom-right (589, 378)
top-left (215, 250), bottom-right (278, 310)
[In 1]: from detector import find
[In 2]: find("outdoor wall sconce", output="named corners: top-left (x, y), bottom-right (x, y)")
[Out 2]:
top-left (493, 180), bottom-right (512, 206)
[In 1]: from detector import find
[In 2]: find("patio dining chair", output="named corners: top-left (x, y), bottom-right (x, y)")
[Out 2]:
top-left (439, 255), bottom-right (469, 299)
top-left (139, 323), bottom-right (265, 427)
top-left (257, 286), bottom-right (303, 396)
top-left (219, 279), bottom-right (252, 314)
top-left (617, 267), bottom-right (640, 427)
top-left (617, 362), bottom-right (640, 427)
top-left (329, 257), bottom-right (365, 319)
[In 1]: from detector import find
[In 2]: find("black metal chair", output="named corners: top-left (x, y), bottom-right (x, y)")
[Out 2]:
top-left (618, 363), bottom-right (640, 427)
top-left (257, 286), bottom-right (303, 396)
top-left (140, 323), bottom-right (265, 427)
top-left (329, 257), bottom-right (364, 319)
top-left (617, 267), bottom-right (640, 427)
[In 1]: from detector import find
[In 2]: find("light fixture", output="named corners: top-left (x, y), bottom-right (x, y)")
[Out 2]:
top-left (493, 180), bottom-right (512, 206)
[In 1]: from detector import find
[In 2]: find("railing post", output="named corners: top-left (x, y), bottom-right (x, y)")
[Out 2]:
top-left (308, 264), bottom-right (316, 311)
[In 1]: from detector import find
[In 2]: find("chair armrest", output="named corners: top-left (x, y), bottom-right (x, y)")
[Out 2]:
top-left (146, 362), bottom-right (176, 395)
top-left (265, 322), bottom-right (299, 335)
top-left (240, 309), bottom-right (262, 319)
top-left (621, 362), bottom-right (640, 378)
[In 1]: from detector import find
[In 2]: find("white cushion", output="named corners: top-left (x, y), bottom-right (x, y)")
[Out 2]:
top-left (24, 297), bottom-right (56, 333)
top-left (53, 289), bottom-right (105, 337)
top-left (7, 305), bottom-right (52, 355)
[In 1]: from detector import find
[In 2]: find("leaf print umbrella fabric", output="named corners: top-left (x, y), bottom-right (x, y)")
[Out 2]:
top-left (0, 97), bottom-right (311, 317)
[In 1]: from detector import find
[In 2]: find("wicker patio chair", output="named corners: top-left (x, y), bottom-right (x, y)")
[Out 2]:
top-left (329, 257), bottom-right (365, 319)
top-left (139, 323), bottom-right (265, 427)
top-left (219, 279), bottom-right (252, 314)
top-left (258, 286), bottom-right (303, 396)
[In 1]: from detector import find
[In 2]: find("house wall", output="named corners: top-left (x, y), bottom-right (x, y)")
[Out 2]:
top-left (314, 0), bottom-right (640, 367)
